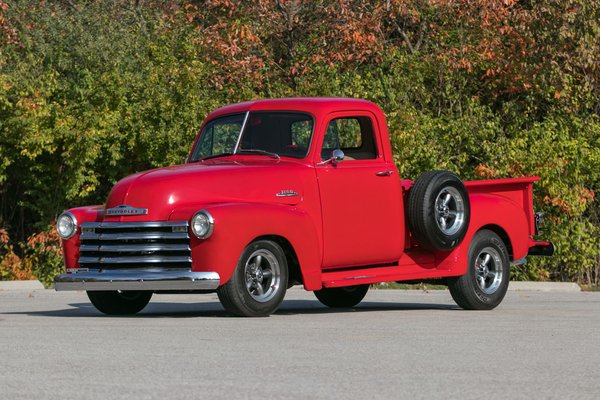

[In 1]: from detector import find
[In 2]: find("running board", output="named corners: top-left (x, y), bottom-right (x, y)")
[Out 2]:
top-left (321, 250), bottom-right (448, 288)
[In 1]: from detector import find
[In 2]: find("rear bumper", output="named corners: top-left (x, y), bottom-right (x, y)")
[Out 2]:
top-left (54, 269), bottom-right (220, 291)
top-left (528, 241), bottom-right (555, 257)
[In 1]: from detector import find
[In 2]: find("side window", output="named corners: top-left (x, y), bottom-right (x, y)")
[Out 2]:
top-left (321, 116), bottom-right (378, 160)
top-left (337, 118), bottom-right (362, 148)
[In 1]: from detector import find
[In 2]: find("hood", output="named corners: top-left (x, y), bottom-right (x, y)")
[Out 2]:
top-left (104, 159), bottom-right (309, 221)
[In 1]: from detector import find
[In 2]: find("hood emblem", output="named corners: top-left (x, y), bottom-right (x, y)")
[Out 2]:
top-left (276, 190), bottom-right (298, 198)
top-left (105, 204), bottom-right (148, 216)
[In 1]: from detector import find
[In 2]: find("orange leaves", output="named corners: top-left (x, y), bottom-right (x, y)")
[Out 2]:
top-left (0, 228), bottom-right (8, 245)
top-left (26, 224), bottom-right (62, 255)
top-left (0, 0), bottom-right (19, 45)
top-left (181, 0), bottom-right (393, 90)
top-left (1, 251), bottom-right (33, 281)
top-left (0, 228), bottom-right (32, 281)
top-left (474, 163), bottom-right (499, 179)
top-left (544, 187), bottom-right (596, 215)
top-left (1, 224), bottom-right (63, 282)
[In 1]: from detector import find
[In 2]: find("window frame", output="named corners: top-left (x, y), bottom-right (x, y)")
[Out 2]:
top-left (190, 111), bottom-right (316, 162)
top-left (319, 113), bottom-right (381, 162)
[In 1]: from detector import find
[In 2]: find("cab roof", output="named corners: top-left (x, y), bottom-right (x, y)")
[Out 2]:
top-left (206, 97), bottom-right (383, 120)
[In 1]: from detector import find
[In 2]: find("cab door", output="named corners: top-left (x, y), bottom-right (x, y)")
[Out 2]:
top-left (315, 112), bottom-right (404, 269)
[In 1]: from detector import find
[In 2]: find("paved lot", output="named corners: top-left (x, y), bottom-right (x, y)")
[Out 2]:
top-left (1, 288), bottom-right (599, 400)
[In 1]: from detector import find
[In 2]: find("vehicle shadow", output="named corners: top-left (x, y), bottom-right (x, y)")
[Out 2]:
top-left (3, 299), bottom-right (458, 318)
top-left (276, 300), bottom-right (458, 315)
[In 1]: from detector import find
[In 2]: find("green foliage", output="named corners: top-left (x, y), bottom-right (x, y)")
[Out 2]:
top-left (0, 0), bottom-right (598, 284)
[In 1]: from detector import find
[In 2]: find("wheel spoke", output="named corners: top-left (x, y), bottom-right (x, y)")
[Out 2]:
top-left (477, 275), bottom-right (486, 289)
top-left (448, 210), bottom-right (458, 217)
top-left (482, 254), bottom-right (491, 267)
top-left (439, 217), bottom-right (447, 229)
top-left (240, 247), bottom-right (282, 303)
top-left (443, 193), bottom-right (452, 206)
top-left (255, 283), bottom-right (264, 296)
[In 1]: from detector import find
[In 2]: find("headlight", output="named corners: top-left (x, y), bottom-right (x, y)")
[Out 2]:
top-left (57, 212), bottom-right (78, 239)
top-left (191, 210), bottom-right (214, 239)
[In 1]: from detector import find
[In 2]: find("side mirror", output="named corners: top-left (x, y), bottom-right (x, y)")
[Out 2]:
top-left (332, 149), bottom-right (345, 163)
top-left (318, 149), bottom-right (345, 166)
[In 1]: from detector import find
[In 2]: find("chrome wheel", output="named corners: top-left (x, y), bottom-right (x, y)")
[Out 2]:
top-left (217, 240), bottom-right (288, 317)
top-left (474, 247), bottom-right (503, 294)
top-left (448, 230), bottom-right (509, 310)
top-left (434, 186), bottom-right (465, 236)
top-left (244, 249), bottom-right (281, 303)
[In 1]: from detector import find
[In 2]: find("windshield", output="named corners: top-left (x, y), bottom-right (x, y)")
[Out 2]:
top-left (190, 111), bottom-right (313, 161)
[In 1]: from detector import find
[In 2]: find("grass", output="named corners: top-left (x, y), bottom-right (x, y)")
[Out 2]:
top-left (580, 285), bottom-right (600, 292)
top-left (371, 282), bottom-right (448, 291)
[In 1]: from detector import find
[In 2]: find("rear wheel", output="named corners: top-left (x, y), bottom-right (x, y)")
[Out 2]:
top-left (314, 284), bottom-right (369, 308)
top-left (217, 240), bottom-right (288, 317)
top-left (448, 230), bottom-right (510, 310)
top-left (87, 291), bottom-right (152, 315)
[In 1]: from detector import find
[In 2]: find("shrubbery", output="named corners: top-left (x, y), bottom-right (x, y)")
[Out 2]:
top-left (1, 1), bottom-right (598, 286)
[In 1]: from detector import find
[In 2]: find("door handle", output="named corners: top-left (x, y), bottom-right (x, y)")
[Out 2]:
top-left (376, 170), bottom-right (394, 176)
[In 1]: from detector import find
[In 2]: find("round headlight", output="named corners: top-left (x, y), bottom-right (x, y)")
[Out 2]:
top-left (191, 210), bottom-right (214, 239)
top-left (57, 212), bottom-right (78, 239)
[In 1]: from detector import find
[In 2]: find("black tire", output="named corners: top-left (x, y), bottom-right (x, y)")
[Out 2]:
top-left (408, 170), bottom-right (470, 251)
top-left (448, 230), bottom-right (510, 310)
top-left (217, 240), bottom-right (288, 317)
top-left (87, 291), bottom-right (152, 315)
top-left (314, 284), bottom-right (369, 308)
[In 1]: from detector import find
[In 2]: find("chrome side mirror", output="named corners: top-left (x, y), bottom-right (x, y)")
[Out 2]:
top-left (332, 149), bottom-right (345, 163)
top-left (317, 149), bottom-right (345, 166)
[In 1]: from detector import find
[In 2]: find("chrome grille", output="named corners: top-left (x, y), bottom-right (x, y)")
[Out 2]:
top-left (78, 221), bottom-right (191, 269)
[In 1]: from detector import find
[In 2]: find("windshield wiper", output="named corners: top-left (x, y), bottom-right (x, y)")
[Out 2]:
top-left (198, 152), bottom-right (233, 161)
top-left (236, 149), bottom-right (280, 160)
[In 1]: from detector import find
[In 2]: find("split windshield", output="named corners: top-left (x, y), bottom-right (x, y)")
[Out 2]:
top-left (190, 112), bottom-right (314, 161)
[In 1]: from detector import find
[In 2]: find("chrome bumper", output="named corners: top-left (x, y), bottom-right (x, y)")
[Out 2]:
top-left (54, 269), bottom-right (220, 291)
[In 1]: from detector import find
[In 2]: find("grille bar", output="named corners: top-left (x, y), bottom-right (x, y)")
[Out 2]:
top-left (80, 232), bottom-right (189, 241)
top-left (78, 221), bottom-right (191, 269)
top-left (81, 221), bottom-right (188, 229)
top-left (80, 244), bottom-right (191, 252)
top-left (79, 256), bottom-right (192, 264)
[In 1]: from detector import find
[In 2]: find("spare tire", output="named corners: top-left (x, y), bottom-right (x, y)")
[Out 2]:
top-left (408, 170), bottom-right (470, 251)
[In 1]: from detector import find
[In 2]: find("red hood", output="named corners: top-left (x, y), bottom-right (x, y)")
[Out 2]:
top-left (104, 158), bottom-right (309, 221)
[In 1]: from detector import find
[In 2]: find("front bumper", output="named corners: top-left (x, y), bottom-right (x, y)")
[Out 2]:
top-left (54, 269), bottom-right (220, 291)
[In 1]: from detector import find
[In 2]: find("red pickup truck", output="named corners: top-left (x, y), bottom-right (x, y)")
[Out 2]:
top-left (54, 98), bottom-right (553, 316)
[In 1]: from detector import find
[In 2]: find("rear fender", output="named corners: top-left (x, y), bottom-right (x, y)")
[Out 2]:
top-left (436, 193), bottom-right (530, 275)
top-left (173, 203), bottom-right (322, 290)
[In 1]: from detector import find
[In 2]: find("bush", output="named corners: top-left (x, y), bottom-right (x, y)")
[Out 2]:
top-left (0, 0), bottom-right (598, 284)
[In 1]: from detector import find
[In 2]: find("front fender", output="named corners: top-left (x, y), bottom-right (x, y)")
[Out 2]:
top-left (436, 193), bottom-right (531, 275)
top-left (175, 203), bottom-right (322, 290)
top-left (61, 205), bottom-right (104, 269)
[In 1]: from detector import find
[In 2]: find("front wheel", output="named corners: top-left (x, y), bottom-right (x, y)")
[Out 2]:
top-left (448, 230), bottom-right (510, 310)
top-left (87, 291), bottom-right (152, 315)
top-left (217, 240), bottom-right (288, 317)
top-left (314, 284), bottom-right (369, 308)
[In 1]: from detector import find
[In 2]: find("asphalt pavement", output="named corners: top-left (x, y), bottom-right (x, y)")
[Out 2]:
top-left (1, 288), bottom-right (599, 400)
